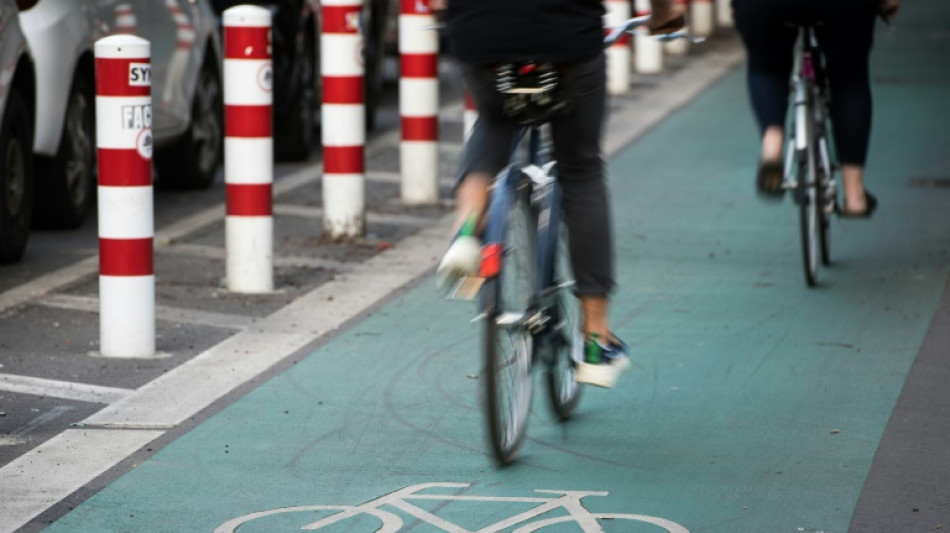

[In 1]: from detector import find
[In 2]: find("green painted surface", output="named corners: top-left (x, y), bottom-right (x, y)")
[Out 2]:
top-left (47, 3), bottom-right (950, 532)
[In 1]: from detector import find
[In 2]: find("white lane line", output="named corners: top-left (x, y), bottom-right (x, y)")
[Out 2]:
top-left (0, 374), bottom-right (133, 404)
top-left (274, 204), bottom-right (441, 226)
top-left (37, 293), bottom-right (256, 332)
top-left (159, 242), bottom-right (350, 271)
top-left (0, 256), bottom-right (98, 316)
top-left (0, 429), bottom-right (164, 533)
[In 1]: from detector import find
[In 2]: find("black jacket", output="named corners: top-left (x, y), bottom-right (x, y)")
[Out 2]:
top-left (445, 0), bottom-right (605, 64)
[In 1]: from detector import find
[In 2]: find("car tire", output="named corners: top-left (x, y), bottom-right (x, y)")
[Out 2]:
top-left (362, 0), bottom-right (387, 132)
top-left (0, 89), bottom-right (34, 264)
top-left (274, 24), bottom-right (316, 162)
top-left (33, 73), bottom-right (95, 229)
top-left (155, 51), bottom-right (223, 190)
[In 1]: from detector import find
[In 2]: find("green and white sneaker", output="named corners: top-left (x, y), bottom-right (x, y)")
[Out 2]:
top-left (574, 333), bottom-right (630, 388)
top-left (436, 213), bottom-right (483, 299)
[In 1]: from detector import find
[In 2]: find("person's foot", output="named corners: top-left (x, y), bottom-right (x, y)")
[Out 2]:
top-left (574, 333), bottom-right (630, 388)
top-left (756, 159), bottom-right (785, 199)
top-left (838, 189), bottom-right (878, 219)
top-left (436, 212), bottom-right (482, 298)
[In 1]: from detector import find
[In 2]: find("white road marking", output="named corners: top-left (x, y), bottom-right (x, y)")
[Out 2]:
top-left (0, 374), bottom-right (133, 404)
top-left (274, 203), bottom-right (441, 226)
top-left (159, 242), bottom-right (350, 271)
top-left (38, 293), bottom-right (256, 331)
top-left (0, 429), bottom-right (164, 532)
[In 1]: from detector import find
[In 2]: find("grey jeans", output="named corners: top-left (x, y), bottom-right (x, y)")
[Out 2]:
top-left (457, 53), bottom-right (614, 297)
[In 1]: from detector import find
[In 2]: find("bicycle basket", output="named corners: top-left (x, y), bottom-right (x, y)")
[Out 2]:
top-left (495, 62), bottom-right (565, 126)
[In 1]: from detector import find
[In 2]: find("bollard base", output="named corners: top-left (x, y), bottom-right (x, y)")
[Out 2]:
top-left (88, 350), bottom-right (174, 360)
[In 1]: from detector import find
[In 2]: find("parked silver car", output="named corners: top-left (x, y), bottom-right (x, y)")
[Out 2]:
top-left (0, 0), bottom-right (36, 263)
top-left (18, 0), bottom-right (223, 231)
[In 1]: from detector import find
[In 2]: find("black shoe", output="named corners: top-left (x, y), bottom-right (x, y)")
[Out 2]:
top-left (838, 190), bottom-right (878, 219)
top-left (756, 160), bottom-right (785, 199)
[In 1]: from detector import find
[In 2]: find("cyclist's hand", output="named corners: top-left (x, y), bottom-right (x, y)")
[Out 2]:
top-left (879, 0), bottom-right (900, 21)
top-left (648, 0), bottom-right (686, 35)
top-left (430, 0), bottom-right (447, 11)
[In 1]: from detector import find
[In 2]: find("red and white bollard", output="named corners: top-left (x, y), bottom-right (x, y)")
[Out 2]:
top-left (463, 89), bottom-right (477, 142)
top-left (634, 0), bottom-right (663, 73)
top-left (717, 0), bottom-right (733, 28)
top-left (114, 3), bottom-right (136, 34)
top-left (322, 0), bottom-right (366, 238)
top-left (162, 0), bottom-right (196, 105)
top-left (604, 0), bottom-right (632, 94)
top-left (223, 5), bottom-right (274, 293)
top-left (664, 0), bottom-right (690, 56)
top-left (399, 0), bottom-right (439, 204)
top-left (94, 35), bottom-right (155, 358)
top-left (691, 0), bottom-right (715, 38)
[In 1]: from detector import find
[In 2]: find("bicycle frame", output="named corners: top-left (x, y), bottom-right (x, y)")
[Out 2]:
top-left (480, 124), bottom-right (566, 347)
top-left (785, 25), bottom-right (838, 286)
top-left (786, 26), bottom-right (836, 207)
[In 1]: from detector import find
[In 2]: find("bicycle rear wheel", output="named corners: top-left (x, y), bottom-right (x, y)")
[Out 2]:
top-left (546, 220), bottom-right (582, 420)
top-left (816, 131), bottom-right (834, 266)
top-left (483, 182), bottom-right (536, 464)
top-left (797, 149), bottom-right (820, 287)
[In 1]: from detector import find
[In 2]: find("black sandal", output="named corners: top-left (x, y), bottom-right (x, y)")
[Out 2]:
top-left (838, 190), bottom-right (878, 219)
top-left (756, 160), bottom-right (785, 199)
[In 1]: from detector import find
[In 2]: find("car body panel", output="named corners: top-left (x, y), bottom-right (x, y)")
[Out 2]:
top-left (19, 0), bottom-right (220, 154)
top-left (0, 0), bottom-right (32, 125)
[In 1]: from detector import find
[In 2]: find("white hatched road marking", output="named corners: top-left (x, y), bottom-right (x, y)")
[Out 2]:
top-left (0, 373), bottom-right (133, 404)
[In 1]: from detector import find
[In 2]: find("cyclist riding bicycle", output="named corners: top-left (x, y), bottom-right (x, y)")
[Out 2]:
top-left (733, 0), bottom-right (901, 217)
top-left (434, 0), bottom-right (684, 388)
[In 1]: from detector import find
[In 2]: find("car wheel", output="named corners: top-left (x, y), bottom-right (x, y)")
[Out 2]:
top-left (33, 73), bottom-right (95, 229)
top-left (0, 89), bottom-right (34, 264)
top-left (275, 24), bottom-right (316, 162)
top-left (362, 0), bottom-right (387, 132)
top-left (155, 52), bottom-right (223, 189)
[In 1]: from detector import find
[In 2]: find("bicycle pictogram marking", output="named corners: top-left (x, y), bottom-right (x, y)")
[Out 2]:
top-left (215, 482), bottom-right (691, 532)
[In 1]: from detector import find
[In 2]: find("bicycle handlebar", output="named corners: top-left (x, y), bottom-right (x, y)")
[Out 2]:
top-left (603, 16), bottom-right (705, 47)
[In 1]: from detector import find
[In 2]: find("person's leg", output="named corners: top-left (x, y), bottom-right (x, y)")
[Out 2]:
top-left (550, 54), bottom-right (613, 340)
top-left (550, 54), bottom-right (629, 387)
top-left (816, 4), bottom-right (878, 214)
top-left (732, 0), bottom-right (799, 193)
top-left (437, 64), bottom-right (515, 290)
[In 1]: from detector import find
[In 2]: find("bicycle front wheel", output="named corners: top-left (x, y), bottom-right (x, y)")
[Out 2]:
top-left (483, 184), bottom-right (536, 465)
top-left (546, 221), bottom-right (582, 420)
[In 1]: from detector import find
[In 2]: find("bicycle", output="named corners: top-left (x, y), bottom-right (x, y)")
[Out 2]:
top-left (782, 24), bottom-right (839, 287)
top-left (459, 17), bottom-right (697, 465)
top-left (215, 482), bottom-right (692, 532)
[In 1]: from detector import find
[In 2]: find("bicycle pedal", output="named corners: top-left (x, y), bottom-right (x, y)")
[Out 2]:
top-left (447, 276), bottom-right (485, 301)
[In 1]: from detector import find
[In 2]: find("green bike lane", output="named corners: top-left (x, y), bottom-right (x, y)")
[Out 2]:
top-left (44, 5), bottom-right (949, 533)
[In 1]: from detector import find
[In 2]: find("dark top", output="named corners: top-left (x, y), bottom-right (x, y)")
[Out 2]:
top-left (444, 0), bottom-right (606, 64)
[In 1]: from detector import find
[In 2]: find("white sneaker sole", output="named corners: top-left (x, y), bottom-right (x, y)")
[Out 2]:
top-left (575, 356), bottom-right (630, 388)
top-left (436, 236), bottom-right (482, 298)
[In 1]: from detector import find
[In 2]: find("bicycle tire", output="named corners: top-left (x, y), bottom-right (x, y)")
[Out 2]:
top-left (546, 220), bottom-right (582, 420)
top-left (483, 180), bottom-right (536, 465)
top-left (797, 146), bottom-right (820, 287)
top-left (816, 127), bottom-right (834, 267)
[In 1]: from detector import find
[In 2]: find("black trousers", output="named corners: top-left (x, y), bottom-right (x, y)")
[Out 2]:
top-left (732, 0), bottom-right (878, 166)
top-left (457, 53), bottom-right (613, 297)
